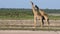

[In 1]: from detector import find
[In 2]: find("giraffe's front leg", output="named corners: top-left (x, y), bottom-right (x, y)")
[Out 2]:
top-left (34, 16), bottom-right (37, 28)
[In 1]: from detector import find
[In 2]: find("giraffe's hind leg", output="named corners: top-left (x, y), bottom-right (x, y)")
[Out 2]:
top-left (42, 18), bottom-right (44, 26)
top-left (47, 19), bottom-right (50, 26)
top-left (46, 18), bottom-right (50, 26)
top-left (42, 16), bottom-right (45, 26)
top-left (39, 17), bottom-right (43, 28)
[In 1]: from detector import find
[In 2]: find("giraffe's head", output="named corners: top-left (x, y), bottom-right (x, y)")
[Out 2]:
top-left (30, 1), bottom-right (34, 5)
top-left (35, 5), bottom-right (39, 11)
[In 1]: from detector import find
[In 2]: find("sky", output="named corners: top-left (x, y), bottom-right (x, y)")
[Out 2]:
top-left (0, 0), bottom-right (60, 9)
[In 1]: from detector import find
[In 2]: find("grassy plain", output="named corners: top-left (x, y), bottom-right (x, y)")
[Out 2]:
top-left (0, 8), bottom-right (60, 20)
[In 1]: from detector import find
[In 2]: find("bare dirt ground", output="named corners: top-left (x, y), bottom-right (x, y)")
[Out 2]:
top-left (0, 30), bottom-right (60, 34)
top-left (0, 20), bottom-right (60, 30)
top-left (0, 20), bottom-right (60, 26)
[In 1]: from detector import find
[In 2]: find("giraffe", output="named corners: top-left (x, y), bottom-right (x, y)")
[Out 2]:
top-left (30, 1), bottom-right (49, 28)
top-left (30, 1), bottom-right (43, 28)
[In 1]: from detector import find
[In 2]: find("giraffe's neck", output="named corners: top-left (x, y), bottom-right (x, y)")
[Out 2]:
top-left (31, 4), bottom-right (38, 15)
top-left (30, 1), bottom-right (39, 16)
top-left (32, 8), bottom-right (38, 15)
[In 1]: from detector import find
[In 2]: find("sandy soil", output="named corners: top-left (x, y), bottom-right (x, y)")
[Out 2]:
top-left (0, 30), bottom-right (60, 34)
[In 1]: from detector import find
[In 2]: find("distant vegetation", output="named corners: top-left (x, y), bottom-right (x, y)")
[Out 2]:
top-left (0, 8), bottom-right (60, 20)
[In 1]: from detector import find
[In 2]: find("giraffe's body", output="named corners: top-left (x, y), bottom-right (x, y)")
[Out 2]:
top-left (39, 9), bottom-right (49, 26)
top-left (30, 1), bottom-right (49, 28)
